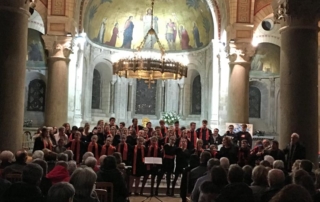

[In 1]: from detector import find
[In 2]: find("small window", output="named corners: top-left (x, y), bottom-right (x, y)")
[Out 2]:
top-left (92, 69), bottom-right (101, 109)
top-left (27, 79), bottom-right (46, 111)
top-left (192, 75), bottom-right (201, 114)
top-left (249, 86), bottom-right (261, 118)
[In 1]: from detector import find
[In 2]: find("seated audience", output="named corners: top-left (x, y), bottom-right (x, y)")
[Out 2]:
top-left (216, 164), bottom-right (254, 202)
top-left (270, 184), bottom-right (313, 202)
top-left (263, 155), bottom-right (275, 167)
top-left (315, 168), bottom-right (320, 191)
top-left (261, 169), bottom-right (285, 202)
top-left (32, 150), bottom-right (44, 160)
top-left (243, 165), bottom-right (253, 185)
top-left (0, 178), bottom-right (11, 202)
top-left (189, 151), bottom-right (211, 193)
top-left (2, 150), bottom-right (27, 176)
top-left (191, 158), bottom-right (220, 202)
top-left (64, 150), bottom-right (74, 162)
top-left (98, 155), bottom-right (107, 167)
top-left (250, 165), bottom-right (268, 202)
top-left (96, 156), bottom-right (128, 202)
top-left (0, 151), bottom-right (15, 169)
top-left (70, 167), bottom-right (99, 202)
top-left (292, 169), bottom-right (320, 201)
top-left (47, 182), bottom-right (75, 202)
top-left (84, 156), bottom-right (99, 172)
top-left (46, 161), bottom-right (70, 184)
top-left (57, 153), bottom-right (68, 162)
top-left (67, 160), bottom-right (77, 175)
top-left (198, 181), bottom-right (219, 202)
top-left (300, 160), bottom-right (315, 181)
top-left (220, 157), bottom-right (230, 171)
top-left (33, 159), bottom-right (52, 196)
top-left (3, 163), bottom-right (45, 202)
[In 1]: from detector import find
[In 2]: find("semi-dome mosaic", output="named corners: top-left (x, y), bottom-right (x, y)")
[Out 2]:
top-left (84, 0), bottom-right (214, 51)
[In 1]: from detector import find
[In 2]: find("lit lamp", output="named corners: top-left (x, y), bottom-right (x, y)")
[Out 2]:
top-left (112, 0), bottom-right (188, 87)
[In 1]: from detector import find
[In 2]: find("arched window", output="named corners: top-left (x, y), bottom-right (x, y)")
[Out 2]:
top-left (249, 86), bottom-right (261, 118)
top-left (27, 79), bottom-right (46, 111)
top-left (135, 79), bottom-right (157, 115)
top-left (192, 75), bottom-right (201, 114)
top-left (91, 69), bottom-right (101, 109)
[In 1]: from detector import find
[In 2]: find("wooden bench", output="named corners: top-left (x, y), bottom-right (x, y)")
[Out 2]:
top-left (96, 182), bottom-right (113, 202)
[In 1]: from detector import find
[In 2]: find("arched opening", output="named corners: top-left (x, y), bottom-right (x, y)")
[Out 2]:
top-left (192, 75), bottom-right (201, 114)
top-left (135, 79), bottom-right (157, 115)
top-left (27, 79), bottom-right (46, 112)
top-left (249, 86), bottom-right (261, 118)
top-left (91, 69), bottom-right (101, 109)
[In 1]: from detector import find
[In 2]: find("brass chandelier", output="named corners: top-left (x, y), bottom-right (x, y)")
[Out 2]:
top-left (112, 0), bottom-right (188, 82)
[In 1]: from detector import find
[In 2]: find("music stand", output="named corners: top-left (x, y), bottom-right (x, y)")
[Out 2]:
top-left (141, 157), bottom-right (163, 202)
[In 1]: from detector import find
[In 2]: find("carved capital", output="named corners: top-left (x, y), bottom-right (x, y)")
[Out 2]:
top-left (42, 35), bottom-right (73, 58)
top-left (273, 0), bottom-right (320, 25)
top-left (228, 42), bottom-right (255, 64)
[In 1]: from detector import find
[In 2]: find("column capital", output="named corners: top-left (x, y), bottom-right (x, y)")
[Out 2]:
top-left (42, 35), bottom-right (73, 58)
top-left (228, 42), bottom-right (255, 64)
top-left (273, 0), bottom-right (320, 26)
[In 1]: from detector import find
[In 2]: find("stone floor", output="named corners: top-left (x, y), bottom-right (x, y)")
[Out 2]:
top-left (129, 196), bottom-right (180, 202)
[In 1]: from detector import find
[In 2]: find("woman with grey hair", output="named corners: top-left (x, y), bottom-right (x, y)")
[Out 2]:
top-left (47, 182), bottom-right (75, 202)
top-left (69, 167), bottom-right (99, 202)
top-left (0, 151), bottom-right (15, 169)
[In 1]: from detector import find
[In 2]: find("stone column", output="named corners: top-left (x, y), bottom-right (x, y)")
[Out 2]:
top-left (0, 1), bottom-right (29, 151)
top-left (227, 43), bottom-right (254, 123)
top-left (109, 76), bottom-right (117, 114)
top-left (127, 82), bottom-right (133, 111)
top-left (161, 81), bottom-right (166, 112)
top-left (273, 0), bottom-right (320, 163)
top-left (178, 84), bottom-right (184, 116)
top-left (43, 36), bottom-right (72, 127)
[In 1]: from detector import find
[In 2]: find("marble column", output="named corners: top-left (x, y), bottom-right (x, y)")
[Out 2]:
top-left (178, 84), bottom-right (184, 116)
top-left (273, 0), bottom-right (320, 163)
top-left (42, 36), bottom-right (72, 127)
top-left (109, 76), bottom-right (117, 114)
top-left (227, 43), bottom-right (254, 123)
top-left (0, 1), bottom-right (29, 151)
top-left (127, 82), bottom-right (133, 111)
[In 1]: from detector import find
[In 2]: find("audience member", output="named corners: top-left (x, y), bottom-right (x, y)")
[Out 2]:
top-left (220, 157), bottom-right (230, 171)
top-left (96, 156), bottom-right (128, 202)
top-left (33, 159), bottom-right (52, 196)
top-left (2, 150), bottom-right (27, 176)
top-left (198, 181), bottom-right (219, 202)
top-left (263, 155), bottom-right (274, 167)
top-left (283, 133), bottom-right (306, 171)
top-left (191, 158), bottom-right (220, 202)
top-left (250, 165), bottom-right (268, 202)
top-left (270, 184), bottom-right (313, 202)
top-left (300, 160), bottom-right (315, 181)
top-left (0, 151), bottom-right (15, 169)
top-left (46, 161), bottom-right (70, 184)
top-left (32, 150), bottom-right (44, 160)
top-left (243, 165), bottom-right (253, 185)
top-left (216, 164), bottom-right (254, 202)
top-left (67, 160), bottom-right (77, 175)
top-left (189, 151), bottom-right (211, 193)
top-left (99, 155), bottom-right (107, 167)
top-left (70, 167), bottom-right (99, 202)
top-left (84, 156), bottom-right (98, 171)
top-left (47, 182), bottom-right (75, 202)
top-left (57, 153), bottom-right (68, 162)
top-left (64, 150), bottom-right (74, 162)
top-left (261, 169), bottom-right (285, 202)
top-left (0, 178), bottom-right (11, 202)
top-left (3, 163), bottom-right (45, 202)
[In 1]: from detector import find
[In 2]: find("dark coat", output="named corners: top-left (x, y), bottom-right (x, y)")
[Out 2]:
top-left (3, 182), bottom-right (45, 202)
top-left (96, 168), bottom-right (128, 202)
top-left (283, 142), bottom-right (306, 171)
top-left (216, 182), bottom-right (254, 202)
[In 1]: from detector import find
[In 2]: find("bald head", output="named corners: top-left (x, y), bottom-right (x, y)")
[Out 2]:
top-left (268, 169), bottom-right (285, 188)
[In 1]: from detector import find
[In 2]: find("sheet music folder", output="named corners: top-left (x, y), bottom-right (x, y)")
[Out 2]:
top-left (144, 157), bottom-right (162, 165)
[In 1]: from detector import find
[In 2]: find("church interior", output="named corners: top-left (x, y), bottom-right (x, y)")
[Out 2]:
top-left (0, 0), bottom-right (320, 202)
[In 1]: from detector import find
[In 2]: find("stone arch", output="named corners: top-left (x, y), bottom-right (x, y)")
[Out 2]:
top-left (191, 75), bottom-right (202, 115)
top-left (91, 62), bottom-right (113, 114)
top-left (185, 69), bottom-right (201, 116)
